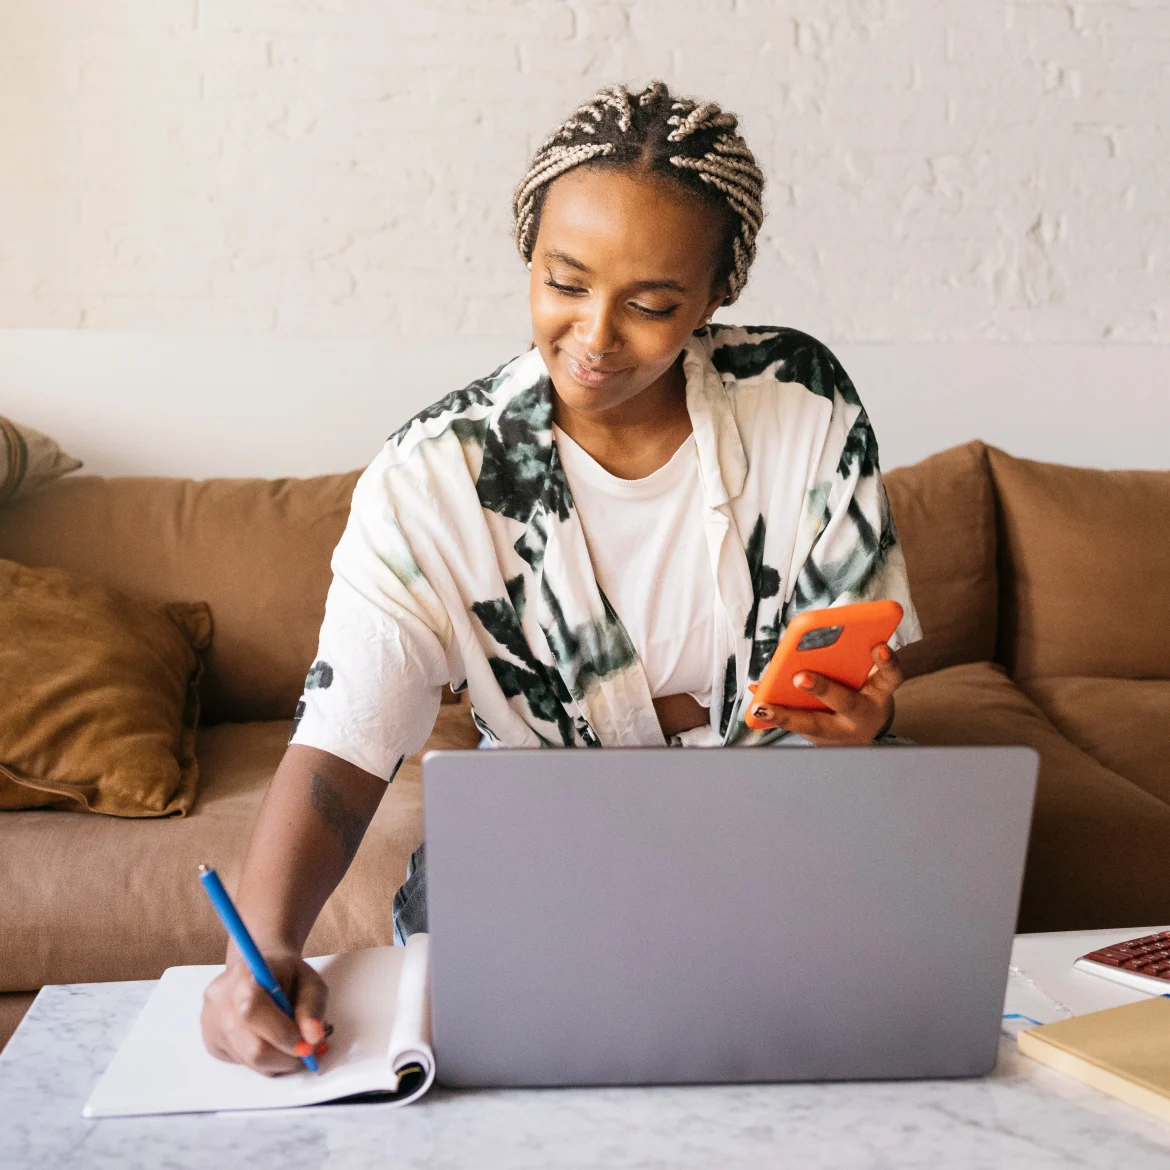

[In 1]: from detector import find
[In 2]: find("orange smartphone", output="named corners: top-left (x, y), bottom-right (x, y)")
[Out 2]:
top-left (744, 599), bottom-right (903, 727)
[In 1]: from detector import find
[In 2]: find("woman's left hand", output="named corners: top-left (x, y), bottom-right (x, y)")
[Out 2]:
top-left (747, 644), bottom-right (904, 746)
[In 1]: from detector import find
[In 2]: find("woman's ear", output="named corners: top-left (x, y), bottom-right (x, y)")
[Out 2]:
top-left (700, 285), bottom-right (727, 328)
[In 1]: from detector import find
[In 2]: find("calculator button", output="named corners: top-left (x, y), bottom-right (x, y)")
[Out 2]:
top-left (1080, 934), bottom-right (1170, 977)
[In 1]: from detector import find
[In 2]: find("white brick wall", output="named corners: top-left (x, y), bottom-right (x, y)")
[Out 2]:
top-left (1, 0), bottom-right (1168, 341)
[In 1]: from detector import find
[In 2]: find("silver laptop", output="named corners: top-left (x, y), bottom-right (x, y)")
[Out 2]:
top-left (422, 745), bottom-right (1038, 1087)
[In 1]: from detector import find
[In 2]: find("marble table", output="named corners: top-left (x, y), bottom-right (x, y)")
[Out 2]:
top-left (3, 929), bottom-right (1170, 1170)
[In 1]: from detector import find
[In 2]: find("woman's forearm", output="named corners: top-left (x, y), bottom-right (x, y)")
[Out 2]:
top-left (230, 744), bottom-right (389, 957)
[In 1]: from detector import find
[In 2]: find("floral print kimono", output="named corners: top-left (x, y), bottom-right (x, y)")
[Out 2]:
top-left (290, 324), bottom-right (922, 939)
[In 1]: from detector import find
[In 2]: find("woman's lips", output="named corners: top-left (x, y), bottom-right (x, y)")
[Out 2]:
top-left (563, 353), bottom-right (626, 388)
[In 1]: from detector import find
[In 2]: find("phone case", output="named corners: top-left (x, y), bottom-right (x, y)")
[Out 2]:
top-left (743, 600), bottom-right (903, 726)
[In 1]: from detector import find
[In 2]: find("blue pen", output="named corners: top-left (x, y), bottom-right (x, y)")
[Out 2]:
top-left (197, 864), bottom-right (319, 1073)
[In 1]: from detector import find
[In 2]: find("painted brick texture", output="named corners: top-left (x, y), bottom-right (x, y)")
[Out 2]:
top-left (1, 0), bottom-right (1167, 340)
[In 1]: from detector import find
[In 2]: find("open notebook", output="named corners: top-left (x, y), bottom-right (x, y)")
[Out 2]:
top-left (83, 936), bottom-right (434, 1118)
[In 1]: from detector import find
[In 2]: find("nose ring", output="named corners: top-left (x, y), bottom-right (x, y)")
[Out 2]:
top-left (586, 350), bottom-right (603, 363)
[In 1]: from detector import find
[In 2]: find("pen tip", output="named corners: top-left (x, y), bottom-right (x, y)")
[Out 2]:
top-left (197, 863), bottom-right (208, 875)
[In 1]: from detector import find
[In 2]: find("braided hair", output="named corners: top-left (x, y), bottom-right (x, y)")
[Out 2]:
top-left (513, 81), bottom-right (765, 306)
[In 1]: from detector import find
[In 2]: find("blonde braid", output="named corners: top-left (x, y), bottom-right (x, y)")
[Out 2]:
top-left (513, 81), bottom-right (766, 304)
top-left (663, 100), bottom-right (765, 302)
top-left (665, 101), bottom-right (738, 142)
top-left (514, 142), bottom-right (615, 257)
top-left (638, 80), bottom-right (668, 108)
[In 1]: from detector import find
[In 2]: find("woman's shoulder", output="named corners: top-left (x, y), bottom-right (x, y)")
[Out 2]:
top-left (697, 323), bottom-right (860, 408)
top-left (385, 346), bottom-right (549, 459)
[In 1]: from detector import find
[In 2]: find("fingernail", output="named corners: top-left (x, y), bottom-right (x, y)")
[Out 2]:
top-left (294, 1040), bottom-right (313, 1057)
top-left (877, 645), bottom-right (891, 661)
top-left (306, 1018), bottom-right (326, 1044)
top-left (794, 673), bottom-right (813, 689)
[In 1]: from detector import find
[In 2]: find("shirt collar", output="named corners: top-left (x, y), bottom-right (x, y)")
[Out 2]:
top-left (682, 331), bottom-right (747, 508)
top-left (523, 334), bottom-right (747, 511)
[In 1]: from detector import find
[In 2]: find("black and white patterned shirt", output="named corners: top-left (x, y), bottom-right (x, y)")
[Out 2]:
top-left (290, 324), bottom-right (922, 776)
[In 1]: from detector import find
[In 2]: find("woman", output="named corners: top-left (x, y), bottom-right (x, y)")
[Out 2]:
top-left (201, 81), bottom-right (922, 1074)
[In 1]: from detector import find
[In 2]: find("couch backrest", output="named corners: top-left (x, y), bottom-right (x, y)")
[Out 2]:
top-left (0, 472), bottom-right (359, 723)
top-left (988, 447), bottom-right (1170, 680)
top-left (4, 443), bottom-right (1003, 720)
top-left (884, 440), bottom-right (999, 679)
top-left (13, 440), bottom-right (1153, 722)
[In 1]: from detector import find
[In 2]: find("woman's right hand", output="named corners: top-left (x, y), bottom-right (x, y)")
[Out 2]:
top-left (201, 951), bottom-right (329, 1076)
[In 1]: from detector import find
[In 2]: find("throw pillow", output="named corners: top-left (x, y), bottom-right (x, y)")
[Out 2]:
top-left (0, 559), bottom-right (212, 816)
top-left (0, 417), bottom-right (82, 506)
top-left (883, 440), bottom-right (997, 679)
top-left (988, 447), bottom-right (1170, 680)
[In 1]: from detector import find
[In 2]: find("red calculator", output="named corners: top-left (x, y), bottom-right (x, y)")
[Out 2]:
top-left (1074, 930), bottom-right (1170, 996)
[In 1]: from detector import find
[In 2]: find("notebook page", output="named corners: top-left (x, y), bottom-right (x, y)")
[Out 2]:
top-left (83, 946), bottom-right (411, 1117)
top-left (386, 933), bottom-right (436, 1102)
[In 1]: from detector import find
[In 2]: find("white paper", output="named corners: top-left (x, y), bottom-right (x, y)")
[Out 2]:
top-left (386, 934), bottom-right (436, 1099)
top-left (1001, 970), bottom-right (1070, 1036)
top-left (1011, 927), bottom-right (1163, 1017)
top-left (83, 940), bottom-right (434, 1118)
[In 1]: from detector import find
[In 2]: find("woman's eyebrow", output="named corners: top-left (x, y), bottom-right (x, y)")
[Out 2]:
top-left (543, 249), bottom-right (590, 272)
top-left (633, 278), bottom-right (688, 293)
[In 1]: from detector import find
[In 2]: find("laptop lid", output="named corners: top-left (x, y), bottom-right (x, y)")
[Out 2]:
top-left (422, 745), bottom-right (1037, 1088)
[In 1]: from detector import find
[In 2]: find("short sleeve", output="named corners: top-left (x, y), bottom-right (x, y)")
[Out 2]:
top-left (289, 453), bottom-right (453, 781)
top-left (784, 364), bottom-right (923, 652)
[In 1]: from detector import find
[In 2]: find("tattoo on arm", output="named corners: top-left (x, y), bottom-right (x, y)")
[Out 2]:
top-left (309, 771), bottom-right (367, 866)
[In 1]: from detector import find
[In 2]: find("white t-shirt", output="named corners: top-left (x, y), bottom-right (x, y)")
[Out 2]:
top-left (553, 425), bottom-right (716, 707)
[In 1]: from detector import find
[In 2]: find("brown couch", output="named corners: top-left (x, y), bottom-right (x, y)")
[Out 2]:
top-left (2, 440), bottom-right (1168, 1049)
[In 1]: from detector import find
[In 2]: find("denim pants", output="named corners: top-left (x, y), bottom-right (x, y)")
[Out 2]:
top-left (392, 842), bottom-right (428, 946)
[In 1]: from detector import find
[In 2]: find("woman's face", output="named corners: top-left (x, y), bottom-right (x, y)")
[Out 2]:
top-left (529, 166), bottom-right (728, 418)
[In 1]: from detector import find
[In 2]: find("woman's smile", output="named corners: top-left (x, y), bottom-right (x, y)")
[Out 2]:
top-left (561, 350), bottom-right (630, 388)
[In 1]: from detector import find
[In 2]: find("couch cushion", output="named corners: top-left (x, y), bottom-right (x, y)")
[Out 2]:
top-left (883, 441), bottom-right (997, 679)
top-left (0, 702), bottom-right (480, 992)
top-left (1021, 677), bottom-right (1170, 808)
top-left (893, 661), bottom-right (1170, 932)
top-left (0, 472), bottom-right (360, 723)
top-left (988, 447), bottom-right (1170, 681)
top-left (0, 559), bottom-right (211, 816)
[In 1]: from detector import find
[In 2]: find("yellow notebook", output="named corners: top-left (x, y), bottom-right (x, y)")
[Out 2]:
top-left (1017, 996), bottom-right (1170, 1123)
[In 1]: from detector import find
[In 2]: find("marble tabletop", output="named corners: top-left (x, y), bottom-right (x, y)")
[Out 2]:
top-left (3, 936), bottom-right (1170, 1170)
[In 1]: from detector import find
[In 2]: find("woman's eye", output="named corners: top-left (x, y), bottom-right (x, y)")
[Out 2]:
top-left (543, 276), bottom-right (677, 319)
top-left (545, 278), bottom-right (585, 296)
